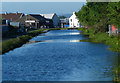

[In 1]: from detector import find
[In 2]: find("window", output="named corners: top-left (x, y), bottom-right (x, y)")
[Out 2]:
top-left (71, 19), bottom-right (72, 22)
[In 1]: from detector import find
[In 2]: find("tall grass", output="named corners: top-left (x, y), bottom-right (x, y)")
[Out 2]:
top-left (2, 29), bottom-right (47, 54)
top-left (78, 28), bottom-right (120, 82)
top-left (2, 35), bottom-right (32, 54)
top-left (2, 28), bottom-right (69, 54)
top-left (78, 28), bottom-right (120, 52)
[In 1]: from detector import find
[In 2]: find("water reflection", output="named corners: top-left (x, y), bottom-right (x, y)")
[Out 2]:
top-left (2, 30), bottom-right (117, 81)
top-left (69, 40), bottom-right (80, 42)
top-left (28, 39), bottom-right (81, 44)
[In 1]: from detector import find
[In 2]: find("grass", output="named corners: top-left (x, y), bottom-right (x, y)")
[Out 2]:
top-left (78, 28), bottom-right (120, 52)
top-left (78, 27), bottom-right (120, 82)
top-left (2, 35), bottom-right (32, 54)
top-left (1, 28), bottom-right (70, 54)
top-left (2, 27), bottom-right (120, 81)
top-left (2, 28), bottom-right (48, 54)
top-left (113, 65), bottom-right (120, 82)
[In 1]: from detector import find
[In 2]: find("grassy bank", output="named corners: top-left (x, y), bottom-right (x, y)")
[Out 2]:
top-left (2, 28), bottom-right (66, 54)
top-left (2, 35), bottom-right (32, 54)
top-left (78, 28), bottom-right (120, 82)
top-left (78, 28), bottom-right (120, 52)
top-left (2, 29), bottom-right (45, 54)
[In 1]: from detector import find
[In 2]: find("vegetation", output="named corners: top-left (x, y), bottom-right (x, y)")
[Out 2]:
top-left (2, 29), bottom-right (46, 54)
top-left (2, 28), bottom-right (69, 54)
top-left (78, 28), bottom-right (120, 52)
top-left (76, 2), bottom-right (120, 82)
top-left (2, 35), bottom-right (32, 54)
top-left (59, 16), bottom-right (67, 19)
top-left (76, 2), bottom-right (120, 31)
top-left (78, 27), bottom-right (120, 82)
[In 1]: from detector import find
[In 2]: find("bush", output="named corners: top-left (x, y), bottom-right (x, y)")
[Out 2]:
top-left (27, 29), bottom-right (45, 37)
top-left (78, 28), bottom-right (120, 52)
top-left (2, 28), bottom-right (63, 54)
top-left (2, 35), bottom-right (32, 54)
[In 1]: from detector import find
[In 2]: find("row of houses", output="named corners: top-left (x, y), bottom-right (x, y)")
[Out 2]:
top-left (0, 12), bottom-right (60, 33)
top-left (0, 12), bottom-right (82, 31)
top-left (1, 12), bottom-right (118, 35)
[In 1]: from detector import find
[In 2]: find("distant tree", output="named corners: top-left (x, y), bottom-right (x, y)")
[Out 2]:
top-left (0, 17), bottom-right (4, 25)
top-left (107, 2), bottom-right (120, 28)
top-left (76, 1), bottom-right (120, 32)
top-left (76, 2), bottom-right (110, 32)
top-left (59, 16), bottom-right (67, 19)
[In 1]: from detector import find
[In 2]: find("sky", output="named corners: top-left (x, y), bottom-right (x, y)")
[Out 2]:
top-left (1, 2), bottom-right (86, 15)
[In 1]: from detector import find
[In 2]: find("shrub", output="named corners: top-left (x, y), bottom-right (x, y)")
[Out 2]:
top-left (2, 35), bottom-right (32, 54)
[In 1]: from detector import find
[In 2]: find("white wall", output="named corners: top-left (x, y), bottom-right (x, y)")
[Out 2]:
top-left (69, 12), bottom-right (80, 28)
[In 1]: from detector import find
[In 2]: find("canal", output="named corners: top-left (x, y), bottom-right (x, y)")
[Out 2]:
top-left (2, 30), bottom-right (118, 81)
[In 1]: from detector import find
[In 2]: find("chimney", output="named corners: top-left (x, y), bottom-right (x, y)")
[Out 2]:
top-left (73, 12), bottom-right (75, 15)
top-left (16, 12), bottom-right (18, 14)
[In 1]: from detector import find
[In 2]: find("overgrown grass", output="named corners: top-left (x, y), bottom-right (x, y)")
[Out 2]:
top-left (2, 35), bottom-right (32, 54)
top-left (78, 28), bottom-right (120, 52)
top-left (78, 28), bottom-right (120, 82)
top-left (2, 28), bottom-right (69, 54)
top-left (113, 65), bottom-right (120, 82)
top-left (2, 29), bottom-right (48, 54)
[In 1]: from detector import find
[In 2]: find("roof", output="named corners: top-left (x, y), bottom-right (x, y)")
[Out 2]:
top-left (69, 12), bottom-right (78, 20)
top-left (40, 13), bottom-right (55, 19)
top-left (16, 14), bottom-right (46, 23)
top-left (0, 13), bottom-right (24, 21)
top-left (29, 14), bottom-right (45, 21)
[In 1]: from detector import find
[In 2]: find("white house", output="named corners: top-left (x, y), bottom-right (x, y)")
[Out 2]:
top-left (40, 13), bottom-right (60, 28)
top-left (69, 12), bottom-right (80, 28)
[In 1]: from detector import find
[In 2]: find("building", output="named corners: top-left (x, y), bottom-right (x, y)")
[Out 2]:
top-left (60, 18), bottom-right (69, 28)
top-left (17, 14), bottom-right (53, 29)
top-left (40, 13), bottom-right (60, 28)
top-left (1, 12), bottom-right (24, 22)
top-left (69, 12), bottom-right (80, 28)
top-left (0, 12), bottom-right (25, 32)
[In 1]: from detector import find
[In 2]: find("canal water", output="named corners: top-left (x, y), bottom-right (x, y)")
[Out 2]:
top-left (2, 30), bottom-right (117, 81)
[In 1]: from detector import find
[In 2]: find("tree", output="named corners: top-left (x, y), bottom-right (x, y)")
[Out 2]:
top-left (76, 2), bottom-right (110, 32)
top-left (59, 16), bottom-right (67, 19)
top-left (107, 2), bottom-right (120, 28)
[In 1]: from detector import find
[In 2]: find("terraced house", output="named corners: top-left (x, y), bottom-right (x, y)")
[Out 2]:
top-left (17, 14), bottom-right (54, 29)
top-left (0, 12), bottom-right (25, 32)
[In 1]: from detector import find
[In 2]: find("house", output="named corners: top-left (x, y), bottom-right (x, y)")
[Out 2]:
top-left (0, 12), bottom-right (25, 32)
top-left (69, 12), bottom-right (81, 28)
top-left (17, 14), bottom-right (53, 29)
top-left (40, 13), bottom-right (60, 28)
top-left (60, 18), bottom-right (69, 28)
top-left (1, 12), bottom-right (24, 22)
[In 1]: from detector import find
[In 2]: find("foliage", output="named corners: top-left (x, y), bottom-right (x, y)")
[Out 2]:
top-left (2, 29), bottom-right (47, 54)
top-left (2, 28), bottom-right (67, 54)
top-left (2, 35), bottom-right (32, 54)
top-left (59, 16), bottom-right (67, 19)
top-left (76, 2), bottom-right (120, 31)
top-left (78, 28), bottom-right (120, 52)
top-left (107, 2), bottom-right (120, 28)
top-left (27, 29), bottom-right (45, 37)
top-left (78, 28), bottom-right (120, 82)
